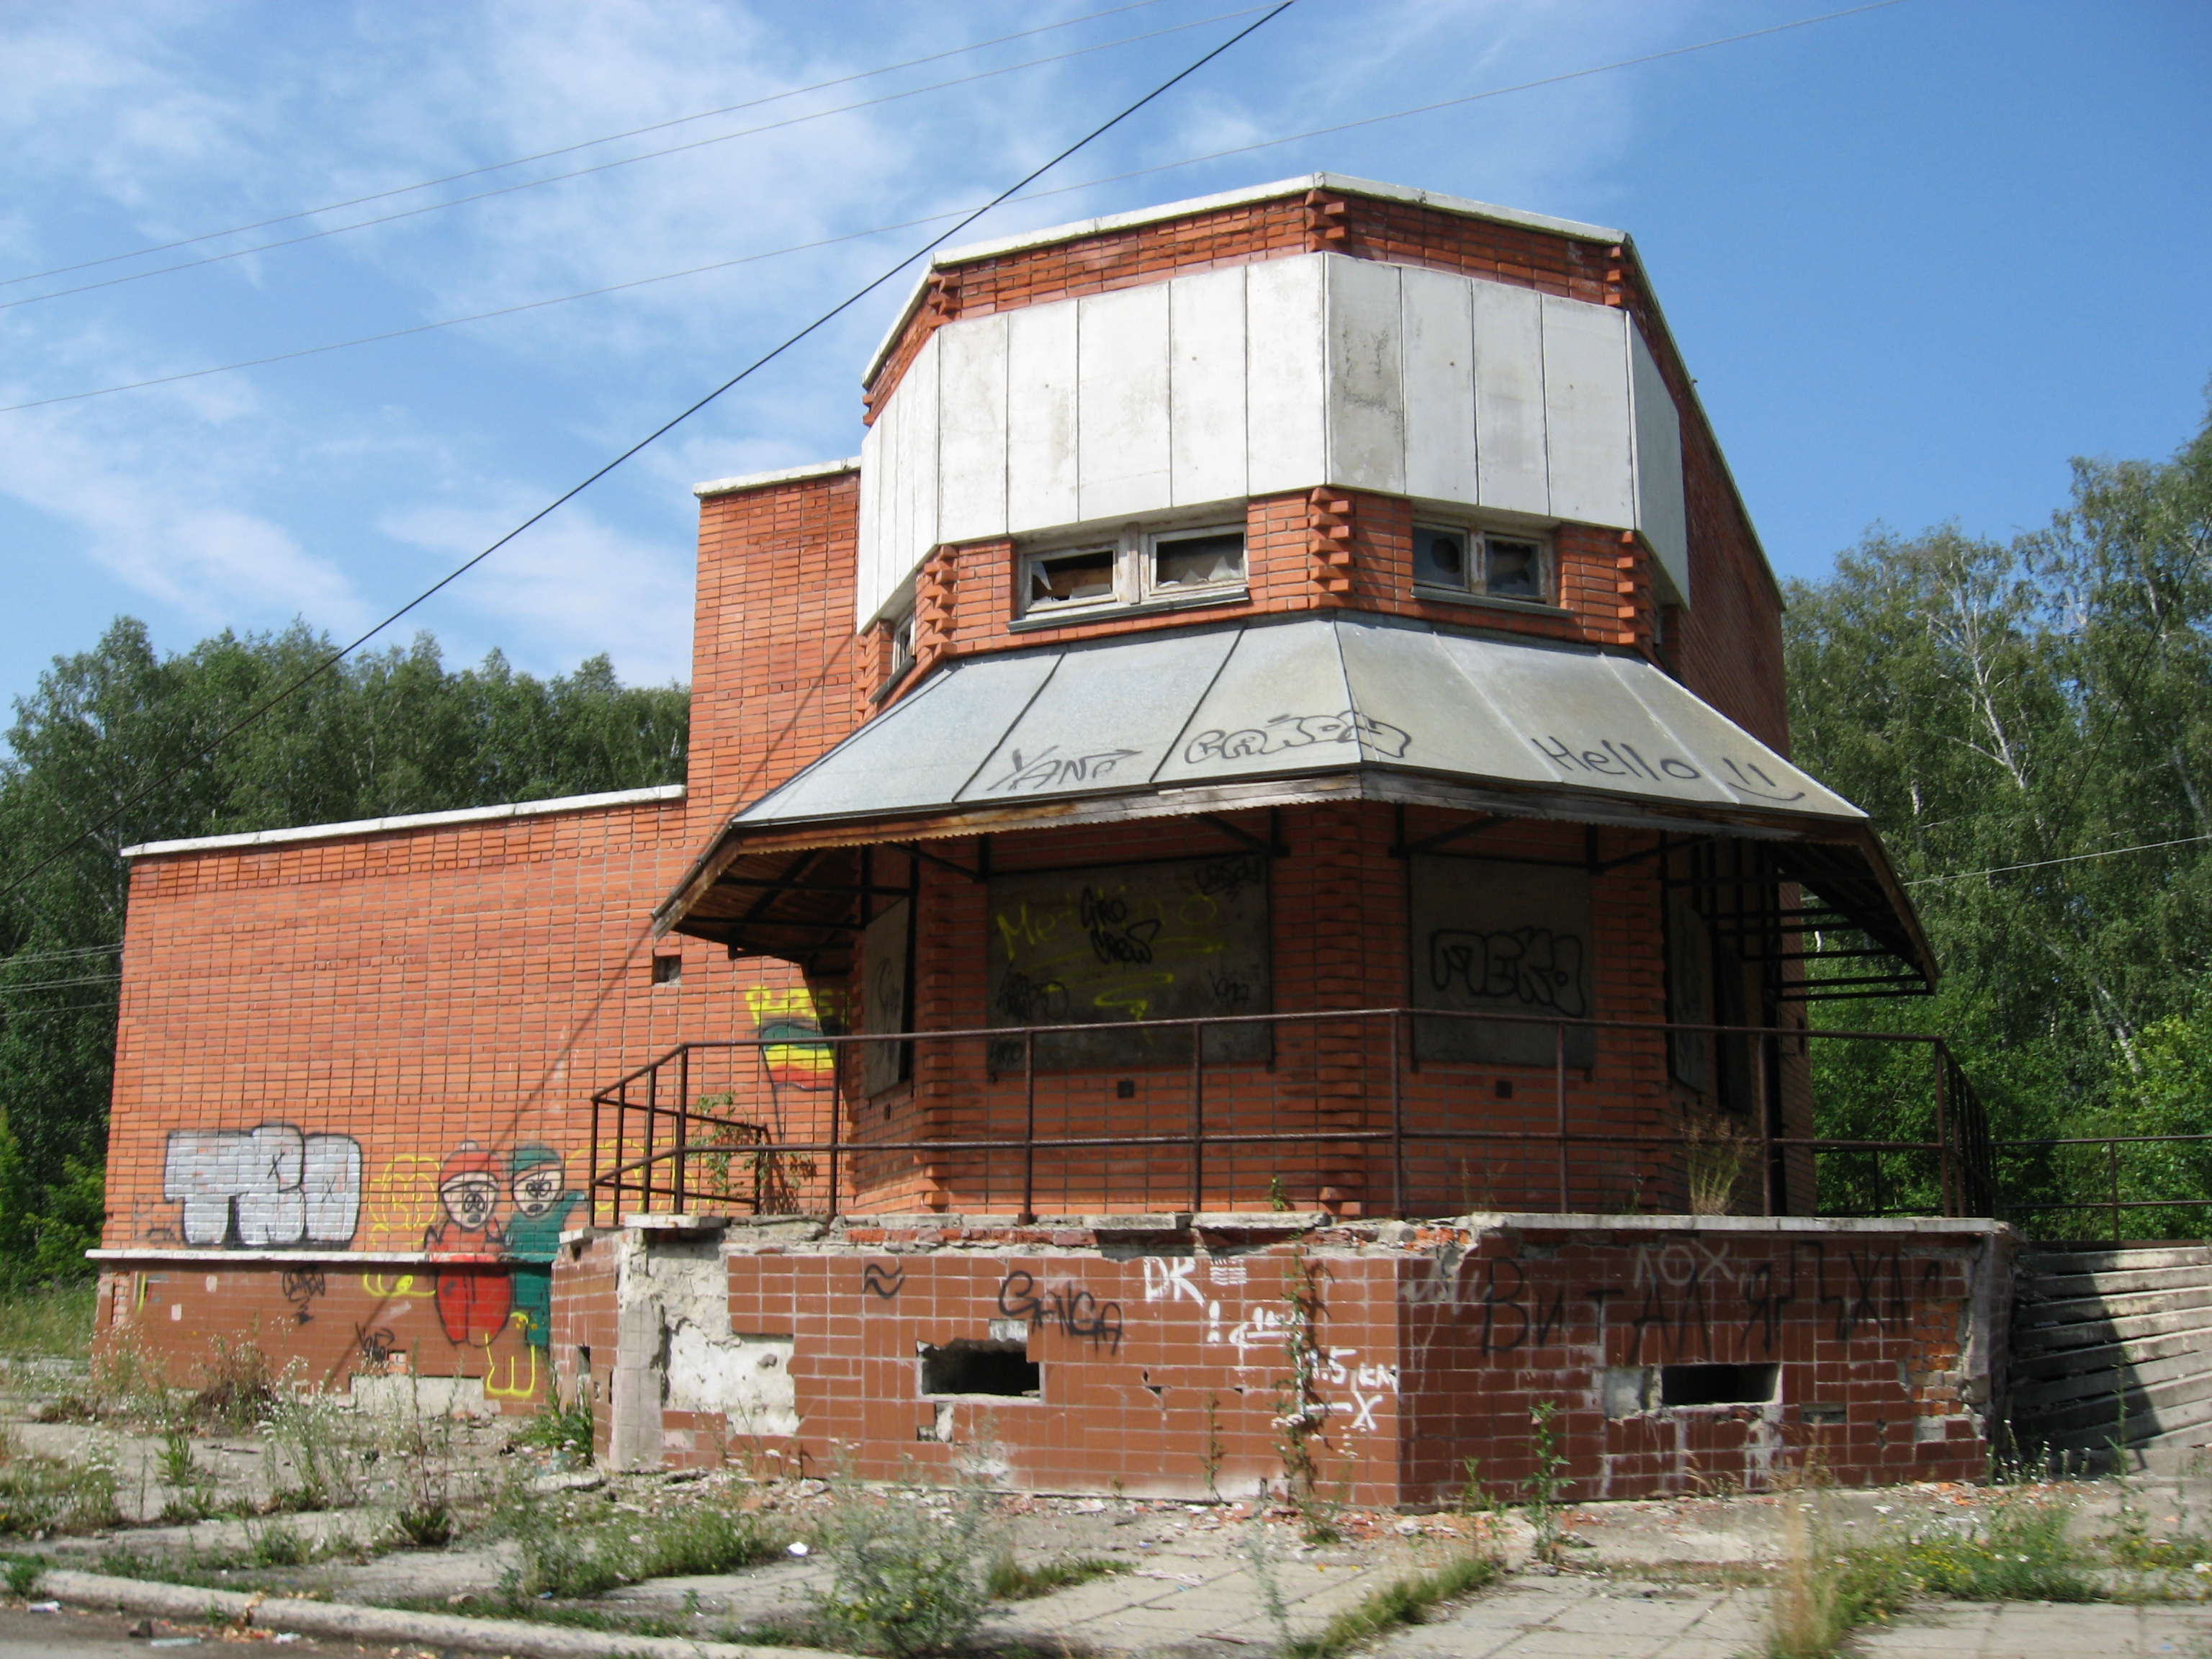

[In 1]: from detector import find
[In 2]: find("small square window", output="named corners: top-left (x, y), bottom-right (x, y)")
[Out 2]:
top-left (891, 611), bottom-right (916, 676)
top-left (1485, 537), bottom-right (1542, 599)
top-left (1413, 526), bottom-right (1471, 590)
top-left (1151, 530), bottom-right (1245, 592)
top-left (1025, 547), bottom-right (1116, 610)
top-left (650, 954), bottom-right (682, 986)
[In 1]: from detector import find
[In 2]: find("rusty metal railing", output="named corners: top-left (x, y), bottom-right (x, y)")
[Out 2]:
top-left (587, 1007), bottom-right (1997, 1226)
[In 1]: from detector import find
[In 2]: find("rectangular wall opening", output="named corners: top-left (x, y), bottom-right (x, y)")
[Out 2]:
top-left (920, 1339), bottom-right (1040, 1398)
top-left (1660, 1362), bottom-right (1779, 1407)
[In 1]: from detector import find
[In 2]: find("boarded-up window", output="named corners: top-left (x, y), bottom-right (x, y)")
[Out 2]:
top-left (859, 899), bottom-right (912, 1096)
top-left (1410, 855), bottom-right (1595, 1066)
top-left (986, 854), bottom-right (1270, 1069)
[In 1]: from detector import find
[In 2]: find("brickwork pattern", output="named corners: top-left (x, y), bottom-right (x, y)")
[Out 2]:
top-left (583, 1219), bottom-right (1997, 1502)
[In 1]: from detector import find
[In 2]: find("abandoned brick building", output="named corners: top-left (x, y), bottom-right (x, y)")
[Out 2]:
top-left (96, 176), bottom-right (2009, 1505)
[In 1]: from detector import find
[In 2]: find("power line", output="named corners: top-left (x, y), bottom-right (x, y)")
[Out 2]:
top-left (0, 974), bottom-right (120, 996)
top-left (0, 0), bottom-right (1174, 291)
top-left (3, 0), bottom-right (1917, 419)
top-left (0, 944), bottom-right (120, 967)
top-left (0, 4), bottom-right (1269, 315)
top-left (1905, 833), bottom-right (2212, 886)
top-left (0, 2), bottom-right (1297, 909)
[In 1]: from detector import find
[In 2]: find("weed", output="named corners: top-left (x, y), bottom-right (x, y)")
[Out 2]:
top-left (1519, 1401), bottom-right (1570, 1565)
top-left (263, 1387), bottom-right (367, 1511)
top-left (511, 1385), bottom-right (594, 1463)
top-left (1200, 1391), bottom-right (1225, 1501)
top-left (986, 1553), bottom-right (1130, 1600)
top-left (1270, 1244), bottom-right (1330, 1519)
top-left (157, 1428), bottom-right (196, 1488)
top-left (1241, 1524), bottom-right (1299, 1655)
top-left (810, 1477), bottom-right (1002, 1655)
top-left (1682, 1110), bottom-right (1758, 1215)
top-left (2, 1556), bottom-right (42, 1596)
top-left (0, 1428), bottom-right (120, 1536)
top-left (394, 1499), bottom-right (455, 1548)
top-left (245, 1516), bottom-right (310, 1568)
top-left (500, 1492), bottom-right (785, 1601)
top-left (192, 1335), bottom-right (276, 1433)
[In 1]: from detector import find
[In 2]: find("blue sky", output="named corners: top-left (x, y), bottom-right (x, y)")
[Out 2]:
top-left (3, 0), bottom-right (2207, 716)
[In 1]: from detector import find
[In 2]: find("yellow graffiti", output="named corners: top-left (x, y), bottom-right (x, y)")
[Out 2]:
top-left (1094, 974), bottom-right (1176, 1020)
top-left (485, 1344), bottom-right (541, 1400)
top-left (993, 902), bottom-right (1071, 959)
top-left (744, 986), bottom-right (841, 1023)
top-left (362, 1155), bottom-right (442, 1251)
top-left (361, 1273), bottom-right (417, 1300)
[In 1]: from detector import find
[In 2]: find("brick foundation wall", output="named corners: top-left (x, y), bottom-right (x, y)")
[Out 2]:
top-left (579, 1213), bottom-right (2009, 1502)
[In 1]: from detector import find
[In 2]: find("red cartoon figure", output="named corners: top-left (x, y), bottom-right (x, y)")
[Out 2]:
top-left (423, 1143), bottom-right (511, 1345)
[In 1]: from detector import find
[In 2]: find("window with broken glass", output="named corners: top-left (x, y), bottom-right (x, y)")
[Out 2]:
top-left (1411, 523), bottom-right (1551, 606)
top-left (1019, 523), bottom-right (1246, 619)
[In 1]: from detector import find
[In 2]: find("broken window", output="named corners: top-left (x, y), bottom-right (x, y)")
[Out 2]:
top-left (1411, 523), bottom-right (1552, 606)
top-left (920, 1338), bottom-right (1040, 1398)
top-left (650, 954), bottom-right (683, 986)
top-left (1018, 522), bottom-right (1246, 621)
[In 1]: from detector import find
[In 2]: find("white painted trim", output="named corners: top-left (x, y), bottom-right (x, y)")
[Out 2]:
top-left (120, 783), bottom-right (685, 860)
top-left (1453, 1213), bottom-right (2008, 1236)
top-left (89, 1249), bottom-right (438, 1265)
top-left (693, 457), bottom-right (860, 498)
top-left (862, 174), bottom-right (1626, 387)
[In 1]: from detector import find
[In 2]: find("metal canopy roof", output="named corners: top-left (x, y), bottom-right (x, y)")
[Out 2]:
top-left (659, 614), bottom-right (1931, 989)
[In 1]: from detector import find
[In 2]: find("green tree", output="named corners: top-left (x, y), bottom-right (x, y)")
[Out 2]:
top-left (1786, 398), bottom-right (2212, 1233)
top-left (0, 619), bottom-right (687, 1282)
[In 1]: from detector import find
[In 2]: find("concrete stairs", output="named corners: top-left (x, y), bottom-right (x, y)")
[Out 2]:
top-left (2009, 1244), bottom-right (2212, 1473)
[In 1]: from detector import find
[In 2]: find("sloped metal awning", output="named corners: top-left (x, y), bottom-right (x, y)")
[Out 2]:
top-left (657, 613), bottom-right (1932, 987)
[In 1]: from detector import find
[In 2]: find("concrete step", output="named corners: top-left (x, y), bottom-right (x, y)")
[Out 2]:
top-left (2013, 1287), bottom-right (2212, 1333)
top-left (2010, 1310), bottom-right (2212, 1358)
top-left (2018, 1264), bottom-right (2212, 1300)
top-left (2020, 1249), bottom-right (2212, 1278)
top-left (2015, 1377), bottom-right (2212, 1446)
top-left (2011, 1348), bottom-right (2212, 1411)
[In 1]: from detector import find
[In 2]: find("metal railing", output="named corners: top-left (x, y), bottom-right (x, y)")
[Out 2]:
top-left (1995, 1133), bottom-right (2212, 1243)
top-left (588, 1007), bottom-right (1997, 1226)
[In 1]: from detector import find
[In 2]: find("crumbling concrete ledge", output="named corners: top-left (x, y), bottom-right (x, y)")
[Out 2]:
top-left (39, 1568), bottom-right (841, 1659)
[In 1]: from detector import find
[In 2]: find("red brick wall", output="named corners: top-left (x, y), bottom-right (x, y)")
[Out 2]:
top-left (611, 1217), bottom-right (1999, 1502)
top-left (98, 795), bottom-right (828, 1401)
top-left (689, 469), bottom-right (864, 819)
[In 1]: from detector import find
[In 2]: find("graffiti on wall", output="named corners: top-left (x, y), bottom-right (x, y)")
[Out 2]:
top-left (163, 1125), bottom-right (361, 1247)
top-left (1401, 1237), bottom-right (1951, 1363)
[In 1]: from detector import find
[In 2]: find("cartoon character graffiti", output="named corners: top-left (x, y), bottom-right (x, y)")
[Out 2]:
top-left (502, 1143), bottom-right (579, 1350)
top-left (423, 1143), bottom-right (510, 1346)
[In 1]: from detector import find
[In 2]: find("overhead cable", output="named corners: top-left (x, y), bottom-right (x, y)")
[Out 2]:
top-left (0, 0), bottom-right (1174, 291)
top-left (1904, 832), bottom-right (2212, 886)
top-left (0, 1), bottom-right (1297, 907)
top-left (0, 4), bottom-right (1272, 315)
top-left (1, 0), bottom-right (1917, 418)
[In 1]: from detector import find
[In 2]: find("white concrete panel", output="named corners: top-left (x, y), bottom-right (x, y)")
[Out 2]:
top-left (876, 388), bottom-right (909, 626)
top-left (1468, 282), bottom-right (1548, 514)
top-left (1539, 295), bottom-right (1635, 528)
top-left (855, 419), bottom-right (886, 625)
top-left (1077, 283), bottom-right (1172, 520)
top-left (1400, 266), bottom-right (1477, 504)
top-left (1323, 255), bottom-right (1406, 493)
top-left (1245, 255), bottom-right (1328, 493)
top-left (936, 314), bottom-right (1010, 544)
top-left (901, 331), bottom-right (941, 572)
top-left (1628, 324), bottom-right (1689, 603)
top-left (1006, 300), bottom-right (1079, 531)
top-left (1168, 266), bottom-right (1248, 505)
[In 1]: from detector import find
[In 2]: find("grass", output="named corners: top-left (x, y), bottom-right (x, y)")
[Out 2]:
top-left (985, 1553), bottom-right (1130, 1600)
top-left (1768, 1488), bottom-right (2095, 1659)
top-left (0, 1426), bottom-right (119, 1535)
top-left (511, 1388), bottom-right (594, 1462)
top-left (503, 1496), bottom-right (789, 1601)
top-left (1282, 1551), bottom-right (1501, 1659)
top-left (0, 1283), bottom-right (95, 1361)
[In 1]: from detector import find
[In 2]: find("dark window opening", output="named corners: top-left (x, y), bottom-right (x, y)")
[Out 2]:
top-left (920, 1339), bottom-right (1039, 1398)
top-left (1152, 530), bottom-right (1245, 590)
top-left (1413, 527), bottom-right (1470, 590)
top-left (1484, 536), bottom-right (1542, 598)
top-left (1494, 1079), bottom-right (1514, 1100)
top-left (1660, 1362), bottom-right (1778, 1407)
top-left (1028, 547), bottom-right (1115, 608)
top-left (650, 954), bottom-right (683, 986)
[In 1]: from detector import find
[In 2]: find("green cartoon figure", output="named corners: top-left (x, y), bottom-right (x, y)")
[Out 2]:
top-left (504, 1143), bottom-right (580, 1349)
